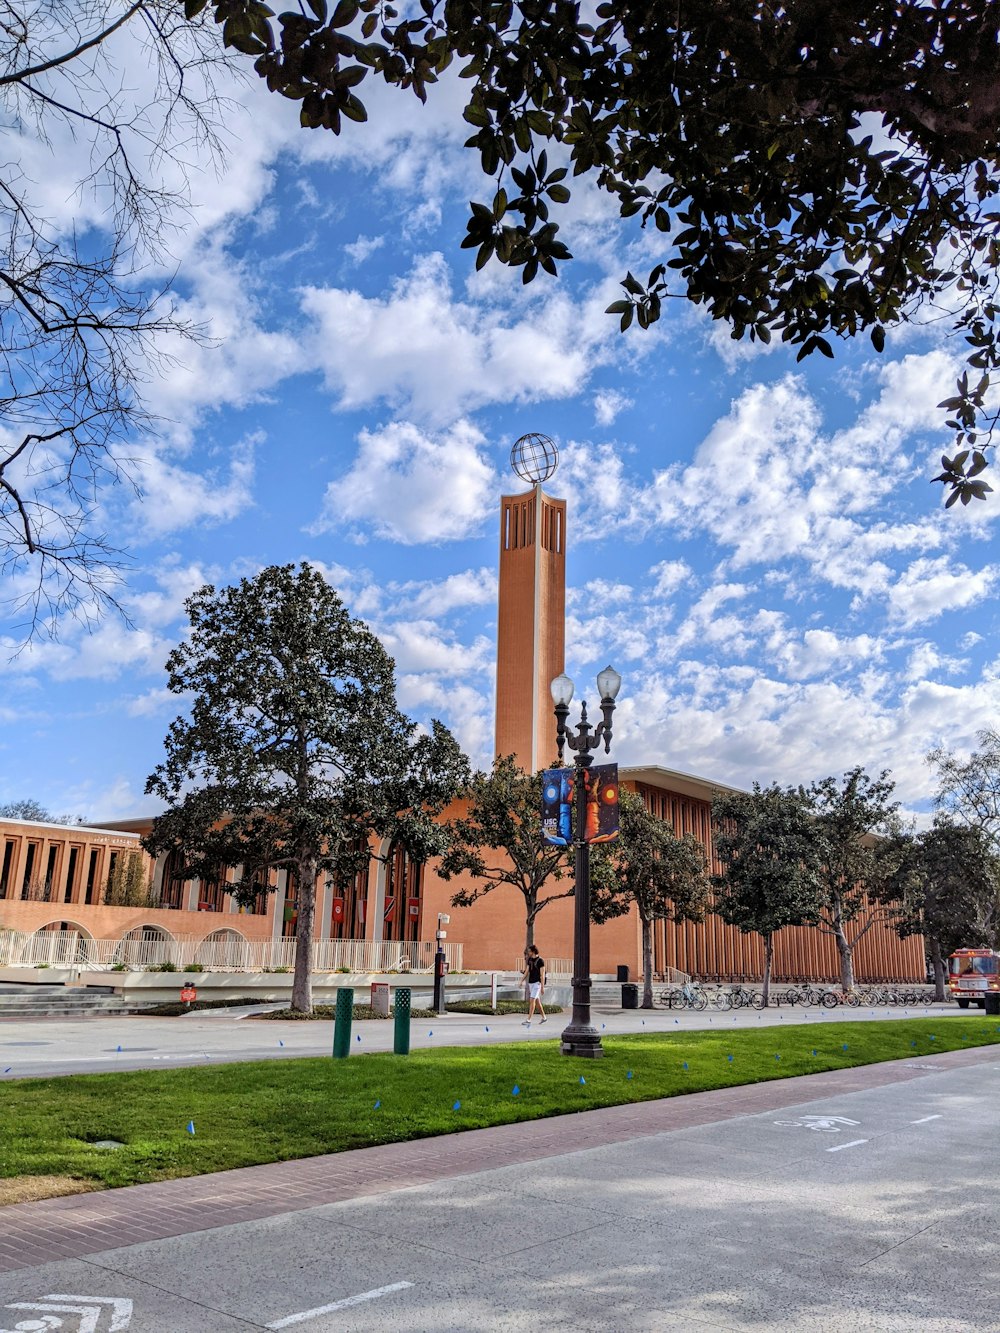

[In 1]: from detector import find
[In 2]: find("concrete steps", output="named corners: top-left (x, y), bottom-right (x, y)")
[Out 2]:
top-left (0, 982), bottom-right (137, 1019)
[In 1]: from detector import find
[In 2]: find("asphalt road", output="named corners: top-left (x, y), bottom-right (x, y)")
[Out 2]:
top-left (0, 1001), bottom-right (973, 1078)
top-left (1, 1054), bottom-right (996, 1331)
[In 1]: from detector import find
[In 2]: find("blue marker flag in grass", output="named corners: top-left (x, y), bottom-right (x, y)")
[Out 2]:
top-left (774, 1054), bottom-right (780, 1062)
top-left (682, 1062), bottom-right (688, 1070)
top-left (842, 1044), bottom-right (849, 1051)
top-left (512, 1085), bottom-right (520, 1096)
top-left (579, 1075), bottom-right (586, 1084)
top-left (727, 1055), bottom-right (733, 1063)
top-left (930, 1035), bottom-right (936, 1041)
top-left (811, 1049), bottom-right (817, 1056)
top-left (186, 1120), bottom-right (195, 1135)
top-left (911, 1041), bottom-right (917, 1048)
top-left (452, 1101), bottom-right (461, 1111)
top-left (626, 1071), bottom-right (633, 1080)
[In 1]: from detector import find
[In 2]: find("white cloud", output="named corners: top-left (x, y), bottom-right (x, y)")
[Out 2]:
top-left (344, 234), bottom-right (385, 264)
top-left (593, 389), bottom-right (633, 426)
top-left (885, 556), bottom-right (999, 628)
top-left (128, 439), bottom-right (257, 537)
top-left (299, 254), bottom-right (612, 422)
top-left (386, 569), bottom-right (498, 618)
top-left (311, 419), bottom-right (497, 544)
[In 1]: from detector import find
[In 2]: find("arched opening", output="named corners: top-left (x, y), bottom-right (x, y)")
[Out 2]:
top-left (28, 920), bottom-right (92, 966)
top-left (195, 928), bottom-right (248, 970)
top-left (113, 923), bottom-right (177, 969)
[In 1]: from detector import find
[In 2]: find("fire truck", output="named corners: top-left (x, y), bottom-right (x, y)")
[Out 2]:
top-left (947, 948), bottom-right (1000, 1009)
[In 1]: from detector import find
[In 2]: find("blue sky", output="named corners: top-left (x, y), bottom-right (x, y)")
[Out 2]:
top-left (2, 28), bottom-right (998, 823)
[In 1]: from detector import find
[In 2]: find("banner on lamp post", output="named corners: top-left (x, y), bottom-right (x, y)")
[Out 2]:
top-left (542, 764), bottom-right (620, 845)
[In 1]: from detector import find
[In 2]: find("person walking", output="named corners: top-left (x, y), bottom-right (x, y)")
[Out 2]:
top-left (522, 944), bottom-right (547, 1026)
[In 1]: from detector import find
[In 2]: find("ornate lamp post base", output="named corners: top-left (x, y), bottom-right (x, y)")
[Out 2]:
top-left (560, 1029), bottom-right (605, 1058)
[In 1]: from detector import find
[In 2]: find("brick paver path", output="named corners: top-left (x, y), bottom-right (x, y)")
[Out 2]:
top-left (1, 1045), bottom-right (994, 1275)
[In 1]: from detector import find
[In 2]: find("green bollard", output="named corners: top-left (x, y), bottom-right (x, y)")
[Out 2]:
top-left (394, 987), bottom-right (411, 1055)
top-left (333, 986), bottom-right (354, 1058)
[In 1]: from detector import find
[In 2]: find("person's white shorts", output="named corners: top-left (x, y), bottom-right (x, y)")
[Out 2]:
top-left (529, 982), bottom-right (542, 1000)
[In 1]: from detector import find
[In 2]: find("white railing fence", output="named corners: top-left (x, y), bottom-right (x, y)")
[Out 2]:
top-left (0, 931), bottom-right (463, 974)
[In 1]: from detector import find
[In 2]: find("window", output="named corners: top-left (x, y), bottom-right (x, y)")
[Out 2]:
top-left (329, 848), bottom-right (370, 941)
top-left (282, 871), bottom-right (298, 938)
top-left (64, 846), bottom-right (80, 903)
top-left (0, 839), bottom-right (14, 899)
top-left (20, 841), bottom-right (38, 899)
top-left (84, 849), bottom-right (100, 905)
top-left (384, 840), bottom-right (422, 944)
top-left (159, 848), bottom-right (187, 910)
top-left (198, 869), bottom-right (229, 913)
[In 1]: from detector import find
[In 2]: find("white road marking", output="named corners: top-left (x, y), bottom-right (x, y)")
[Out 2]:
top-left (826, 1139), bottom-right (869, 1153)
top-left (910, 1114), bottom-right (943, 1124)
top-left (266, 1283), bottom-right (414, 1328)
top-left (774, 1114), bottom-right (860, 1132)
top-left (3, 1295), bottom-right (132, 1332)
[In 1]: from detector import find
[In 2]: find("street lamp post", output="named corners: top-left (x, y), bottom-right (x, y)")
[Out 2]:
top-left (433, 912), bottom-right (450, 1015)
top-left (550, 665), bottom-right (622, 1058)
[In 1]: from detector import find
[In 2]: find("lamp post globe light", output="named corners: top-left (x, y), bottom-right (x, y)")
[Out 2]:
top-left (550, 665), bottom-right (622, 1058)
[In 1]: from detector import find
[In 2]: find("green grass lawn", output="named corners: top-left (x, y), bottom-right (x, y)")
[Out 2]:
top-left (2, 1018), bottom-right (997, 1195)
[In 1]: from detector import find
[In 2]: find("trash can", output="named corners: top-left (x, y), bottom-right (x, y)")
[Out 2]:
top-left (622, 982), bottom-right (639, 1009)
top-left (616, 964), bottom-right (630, 983)
top-left (986, 994), bottom-right (1000, 1017)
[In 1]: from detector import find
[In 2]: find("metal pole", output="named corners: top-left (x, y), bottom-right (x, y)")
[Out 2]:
top-left (560, 763), bottom-right (603, 1058)
top-left (332, 986), bottom-right (354, 1058)
top-left (393, 987), bottom-right (411, 1054)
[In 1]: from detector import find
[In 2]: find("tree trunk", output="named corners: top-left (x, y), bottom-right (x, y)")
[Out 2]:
top-left (834, 922), bottom-right (855, 991)
top-left (929, 935), bottom-right (947, 1002)
top-left (761, 932), bottom-right (773, 1007)
top-left (290, 856), bottom-right (317, 1014)
top-left (641, 915), bottom-right (654, 1008)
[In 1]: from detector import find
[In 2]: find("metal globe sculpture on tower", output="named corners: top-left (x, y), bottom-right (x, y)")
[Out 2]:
top-left (510, 432), bottom-right (559, 486)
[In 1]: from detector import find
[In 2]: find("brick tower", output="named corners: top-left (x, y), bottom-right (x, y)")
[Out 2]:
top-left (494, 435), bottom-right (566, 773)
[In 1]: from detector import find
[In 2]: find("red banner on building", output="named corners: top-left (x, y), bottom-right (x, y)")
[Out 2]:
top-left (407, 895), bottom-right (420, 919)
top-left (331, 898), bottom-right (345, 924)
top-left (357, 899), bottom-right (367, 923)
top-left (384, 895), bottom-right (396, 923)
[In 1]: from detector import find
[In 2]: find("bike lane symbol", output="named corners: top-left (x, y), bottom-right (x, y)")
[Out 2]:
top-left (0, 1296), bottom-right (132, 1333)
top-left (773, 1114), bottom-right (861, 1133)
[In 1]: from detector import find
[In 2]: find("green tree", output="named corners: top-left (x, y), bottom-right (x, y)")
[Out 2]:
top-left (590, 790), bottom-right (710, 1009)
top-left (203, 0), bottom-right (1000, 500)
top-left (883, 821), bottom-right (999, 998)
top-left (711, 784), bottom-right (822, 1006)
top-left (438, 755), bottom-right (572, 955)
top-left (144, 563), bottom-right (468, 1013)
top-left (809, 767), bottom-right (903, 991)
top-left (104, 851), bottom-right (155, 908)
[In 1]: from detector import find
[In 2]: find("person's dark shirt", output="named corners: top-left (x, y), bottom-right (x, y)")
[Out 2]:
top-left (527, 955), bottom-right (545, 984)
